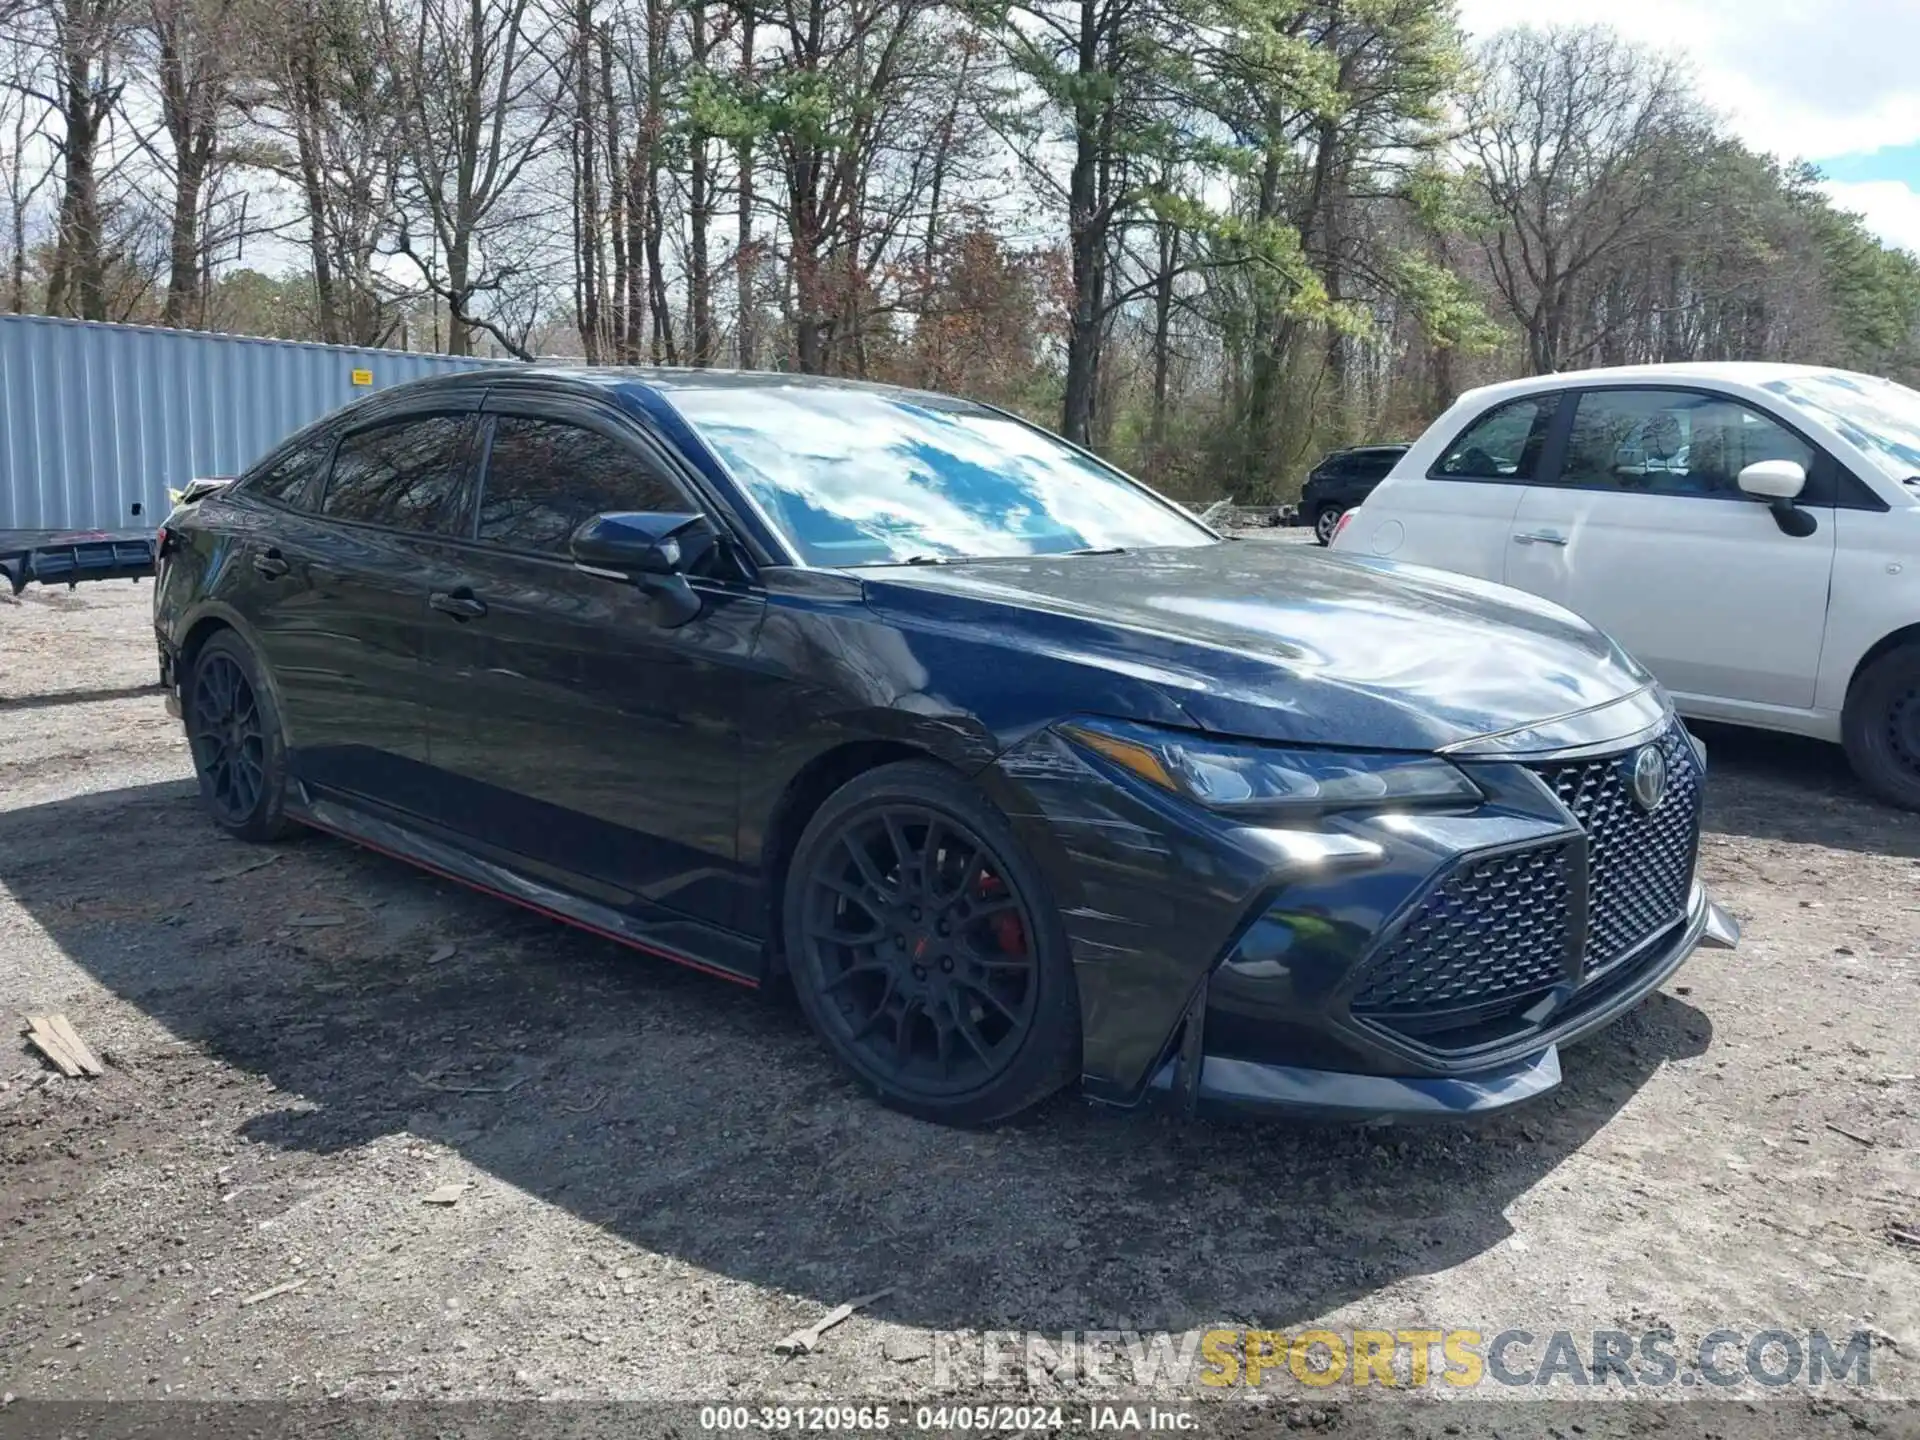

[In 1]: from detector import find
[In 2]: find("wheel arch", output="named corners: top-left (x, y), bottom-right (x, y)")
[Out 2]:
top-left (1846, 622), bottom-right (1920, 702)
top-left (178, 612), bottom-right (237, 673)
top-left (174, 604), bottom-right (297, 744)
top-left (757, 738), bottom-right (951, 972)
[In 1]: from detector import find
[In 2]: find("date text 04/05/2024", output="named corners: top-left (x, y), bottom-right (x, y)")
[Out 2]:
top-left (697, 1405), bottom-right (1196, 1431)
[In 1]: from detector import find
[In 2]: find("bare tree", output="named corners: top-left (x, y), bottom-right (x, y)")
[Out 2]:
top-left (10, 0), bottom-right (136, 319)
top-left (729, 0), bottom-right (753, 366)
top-left (1464, 25), bottom-right (1697, 374)
top-left (249, 0), bottom-right (411, 344)
top-left (143, 0), bottom-right (244, 324)
top-left (984, 0), bottom-right (1188, 442)
top-left (0, 33), bottom-right (60, 310)
top-left (380, 0), bottom-right (564, 356)
top-left (749, 0), bottom-right (938, 374)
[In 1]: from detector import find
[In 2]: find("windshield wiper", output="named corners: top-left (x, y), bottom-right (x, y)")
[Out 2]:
top-left (1063, 546), bottom-right (1126, 557)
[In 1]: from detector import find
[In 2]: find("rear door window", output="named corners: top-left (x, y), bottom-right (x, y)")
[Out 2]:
top-left (320, 415), bottom-right (474, 534)
top-left (245, 432), bottom-right (334, 510)
top-left (1433, 395), bottom-right (1557, 481)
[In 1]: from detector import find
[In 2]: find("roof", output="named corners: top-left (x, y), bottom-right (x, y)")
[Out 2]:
top-left (394, 363), bottom-right (949, 403)
top-left (1456, 360), bottom-right (1847, 408)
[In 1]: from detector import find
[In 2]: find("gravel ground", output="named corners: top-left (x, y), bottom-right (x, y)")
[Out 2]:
top-left (2, 575), bottom-right (1918, 1436)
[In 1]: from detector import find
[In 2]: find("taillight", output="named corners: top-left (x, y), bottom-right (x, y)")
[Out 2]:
top-left (1330, 511), bottom-right (1355, 546)
top-left (155, 525), bottom-right (169, 557)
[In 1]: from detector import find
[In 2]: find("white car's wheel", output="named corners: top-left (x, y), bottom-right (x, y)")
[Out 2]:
top-left (1843, 642), bottom-right (1920, 812)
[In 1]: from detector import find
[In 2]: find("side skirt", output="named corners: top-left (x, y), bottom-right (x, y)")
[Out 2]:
top-left (289, 791), bottom-right (764, 989)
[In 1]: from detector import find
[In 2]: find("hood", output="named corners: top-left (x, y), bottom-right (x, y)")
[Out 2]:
top-left (856, 540), bottom-right (1656, 752)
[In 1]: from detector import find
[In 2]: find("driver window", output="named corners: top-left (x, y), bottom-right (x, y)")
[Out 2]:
top-left (478, 416), bottom-right (690, 554)
top-left (1433, 395), bottom-right (1555, 481)
top-left (1560, 390), bottom-right (1815, 497)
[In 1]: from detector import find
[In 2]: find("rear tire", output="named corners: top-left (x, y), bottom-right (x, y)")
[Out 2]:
top-left (1842, 642), bottom-right (1920, 811)
top-left (782, 760), bottom-right (1080, 1126)
top-left (184, 631), bottom-right (294, 842)
top-left (1313, 504), bottom-right (1345, 545)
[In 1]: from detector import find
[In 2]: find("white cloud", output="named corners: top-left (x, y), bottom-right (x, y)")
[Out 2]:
top-left (1455, 0), bottom-right (1920, 160)
top-left (1820, 180), bottom-right (1920, 257)
top-left (1455, 0), bottom-right (1920, 251)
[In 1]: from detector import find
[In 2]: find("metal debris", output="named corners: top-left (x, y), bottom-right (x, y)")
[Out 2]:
top-left (409, 1068), bottom-right (528, 1096)
top-left (206, 854), bottom-right (282, 883)
top-left (240, 1278), bottom-right (307, 1307)
top-left (774, 1287), bottom-right (895, 1357)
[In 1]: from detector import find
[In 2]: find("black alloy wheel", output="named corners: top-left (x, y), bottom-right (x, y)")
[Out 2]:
top-left (784, 761), bottom-right (1079, 1124)
top-left (190, 652), bottom-right (265, 824)
top-left (184, 632), bottom-right (293, 841)
top-left (1314, 504), bottom-right (1344, 545)
top-left (1843, 642), bottom-right (1920, 812)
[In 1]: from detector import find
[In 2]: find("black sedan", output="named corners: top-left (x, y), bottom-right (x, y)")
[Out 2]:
top-left (153, 369), bottom-right (1738, 1126)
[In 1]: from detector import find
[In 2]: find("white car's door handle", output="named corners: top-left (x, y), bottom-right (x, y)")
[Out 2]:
top-left (1513, 530), bottom-right (1568, 546)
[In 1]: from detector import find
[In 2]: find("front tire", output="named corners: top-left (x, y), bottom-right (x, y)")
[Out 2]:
top-left (1313, 504), bottom-right (1344, 545)
top-left (1842, 642), bottom-right (1920, 811)
top-left (782, 760), bottom-right (1080, 1126)
top-left (184, 631), bottom-right (294, 841)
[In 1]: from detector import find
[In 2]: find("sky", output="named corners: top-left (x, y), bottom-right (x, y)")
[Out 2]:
top-left (1456, 0), bottom-right (1920, 254)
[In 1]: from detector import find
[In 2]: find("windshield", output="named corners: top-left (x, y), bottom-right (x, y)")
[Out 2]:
top-left (665, 385), bottom-right (1217, 566)
top-left (1763, 370), bottom-right (1920, 485)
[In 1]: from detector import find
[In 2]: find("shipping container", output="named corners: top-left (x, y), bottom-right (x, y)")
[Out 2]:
top-left (0, 313), bottom-right (514, 532)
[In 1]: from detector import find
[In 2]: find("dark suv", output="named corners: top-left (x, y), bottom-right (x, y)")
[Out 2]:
top-left (1301, 444), bottom-right (1410, 544)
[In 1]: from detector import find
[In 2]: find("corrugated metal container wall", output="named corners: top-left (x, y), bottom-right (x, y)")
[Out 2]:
top-left (0, 314), bottom-right (514, 531)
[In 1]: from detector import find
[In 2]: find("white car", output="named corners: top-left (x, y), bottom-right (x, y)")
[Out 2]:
top-left (1330, 362), bottom-right (1920, 809)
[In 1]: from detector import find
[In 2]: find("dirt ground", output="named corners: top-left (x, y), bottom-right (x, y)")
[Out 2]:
top-left (2, 575), bottom-right (1918, 1435)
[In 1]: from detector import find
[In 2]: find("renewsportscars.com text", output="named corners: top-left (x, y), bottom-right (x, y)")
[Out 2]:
top-left (930, 1327), bottom-right (1874, 1391)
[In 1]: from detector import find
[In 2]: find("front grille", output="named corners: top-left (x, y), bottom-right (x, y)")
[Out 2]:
top-left (1536, 724), bottom-right (1700, 975)
top-left (1346, 721), bottom-right (1703, 1048)
top-left (1349, 842), bottom-right (1573, 1019)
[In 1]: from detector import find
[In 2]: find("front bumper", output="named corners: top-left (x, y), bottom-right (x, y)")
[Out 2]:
top-left (986, 702), bottom-right (1732, 1119)
top-left (1146, 883), bottom-right (1738, 1122)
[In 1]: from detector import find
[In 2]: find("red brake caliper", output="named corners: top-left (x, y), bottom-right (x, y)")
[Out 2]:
top-left (977, 872), bottom-right (1026, 955)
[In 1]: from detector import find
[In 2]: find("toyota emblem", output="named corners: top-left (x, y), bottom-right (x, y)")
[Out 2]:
top-left (1629, 744), bottom-right (1668, 812)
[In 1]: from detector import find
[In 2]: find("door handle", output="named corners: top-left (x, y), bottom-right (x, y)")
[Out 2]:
top-left (1512, 531), bottom-right (1568, 546)
top-left (430, 589), bottom-right (488, 620)
top-left (252, 549), bottom-right (290, 579)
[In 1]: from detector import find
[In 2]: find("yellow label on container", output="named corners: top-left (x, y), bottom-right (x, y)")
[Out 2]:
top-left (350, 368), bottom-right (373, 386)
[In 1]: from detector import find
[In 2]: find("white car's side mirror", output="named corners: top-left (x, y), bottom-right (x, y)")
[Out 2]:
top-left (1737, 459), bottom-right (1807, 501)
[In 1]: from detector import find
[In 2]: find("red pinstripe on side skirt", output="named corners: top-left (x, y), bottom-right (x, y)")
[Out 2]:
top-left (292, 815), bottom-right (761, 989)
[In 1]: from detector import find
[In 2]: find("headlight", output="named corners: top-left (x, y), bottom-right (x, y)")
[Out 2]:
top-left (1058, 718), bottom-right (1481, 813)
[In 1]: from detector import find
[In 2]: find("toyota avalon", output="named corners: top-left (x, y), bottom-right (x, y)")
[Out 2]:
top-left (152, 369), bottom-right (1739, 1126)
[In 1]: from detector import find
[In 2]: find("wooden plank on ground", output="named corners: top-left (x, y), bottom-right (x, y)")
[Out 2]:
top-left (24, 1016), bottom-right (83, 1077)
top-left (44, 1015), bottom-right (101, 1075)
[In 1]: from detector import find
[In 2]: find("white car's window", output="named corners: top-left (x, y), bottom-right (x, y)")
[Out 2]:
top-left (1432, 395), bottom-right (1554, 480)
top-left (1762, 371), bottom-right (1920, 485)
top-left (1559, 390), bottom-right (1813, 497)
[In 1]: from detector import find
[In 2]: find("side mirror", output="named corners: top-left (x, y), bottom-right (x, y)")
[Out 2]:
top-left (570, 511), bottom-right (714, 627)
top-left (1736, 460), bottom-right (1818, 538)
top-left (1736, 459), bottom-right (1806, 501)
